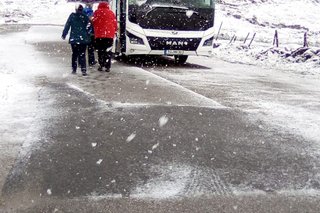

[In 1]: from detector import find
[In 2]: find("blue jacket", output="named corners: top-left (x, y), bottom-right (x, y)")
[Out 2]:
top-left (83, 7), bottom-right (94, 36)
top-left (83, 7), bottom-right (94, 18)
top-left (62, 12), bottom-right (90, 44)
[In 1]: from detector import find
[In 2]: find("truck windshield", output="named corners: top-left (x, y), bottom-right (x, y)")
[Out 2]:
top-left (128, 0), bottom-right (215, 31)
top-left (131, 0), bottom-right (214, 8)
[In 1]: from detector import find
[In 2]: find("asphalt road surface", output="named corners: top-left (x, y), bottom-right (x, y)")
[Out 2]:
top-left (1, 25), bottom-right (320, 212)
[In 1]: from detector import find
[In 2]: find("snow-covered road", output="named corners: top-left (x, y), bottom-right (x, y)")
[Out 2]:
top-left (1, 25), bottom-right (320, 212)
top-left (147, 56), bottom-right (320, 145)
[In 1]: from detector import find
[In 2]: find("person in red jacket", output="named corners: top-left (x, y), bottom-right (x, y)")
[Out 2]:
top-left (92, 2), bottom-right (117, 72)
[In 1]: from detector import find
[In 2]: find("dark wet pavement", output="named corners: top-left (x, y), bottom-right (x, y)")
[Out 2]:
top-left (1, 25), bottom-right (320, 212)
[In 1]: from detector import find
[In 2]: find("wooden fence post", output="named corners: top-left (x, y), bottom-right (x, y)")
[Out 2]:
top-left (248, 33), bottom-right (256, 48)
top-left (215, 22), bottom-right (223, 40)
top-left (229, 34), bottom-right (235, 44)
top-left (304, 32), bottom-right (308, 47)
top-left (244, 33), bottom-right (250, 44)
top-left (273, 30), bottom-right (279, 47)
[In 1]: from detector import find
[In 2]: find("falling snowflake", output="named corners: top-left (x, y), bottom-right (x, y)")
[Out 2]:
top-left (159, 115), bottom-right (169, 127)
top-left (75, 126), bottom-right (80, 130)
top-left (96, 159), bottom-right (103, 165)
top-left (152, 143), bottom-right (159, 150)
top-left (47, 189), bottom-right (52, 195)
top-left (126, 133), bottom-right (136, 142)
top-left (91, 143), bottom-right (97, 147)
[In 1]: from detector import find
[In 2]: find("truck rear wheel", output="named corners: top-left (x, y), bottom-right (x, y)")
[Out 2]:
top-left (174, 55), bottom-right (188, 64)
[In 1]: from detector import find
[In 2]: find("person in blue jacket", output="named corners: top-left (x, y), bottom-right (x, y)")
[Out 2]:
top-left (83, 3), bottom-right (96, 66)
top-left (62, 4), bottom-right (90, 76)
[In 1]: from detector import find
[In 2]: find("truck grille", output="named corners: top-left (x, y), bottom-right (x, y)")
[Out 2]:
top-left (147, 37), bottom-right (201, 51)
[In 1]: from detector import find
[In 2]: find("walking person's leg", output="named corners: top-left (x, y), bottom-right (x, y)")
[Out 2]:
top-left (96, 38), bottom-right (104, 71)
top-left (101, 47), bottom-right (107, 70)
top-left (88, 35), bottom-right (96, 66)
top-left (97, 49), bottom-right (104, 71)
top-left (78, 44), bottom-right (87, 76)
top-left (100, 38), bottom-right (109, 70)
top-left (105, 50), bottom-right (111, 72)
top-left (71, 44), bottom-right (79, 73)
top-left (105, 38), bottom-right (114, 72)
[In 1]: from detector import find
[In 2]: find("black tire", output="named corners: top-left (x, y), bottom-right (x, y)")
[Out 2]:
top-left (174, 55), bottom-right (188, 64)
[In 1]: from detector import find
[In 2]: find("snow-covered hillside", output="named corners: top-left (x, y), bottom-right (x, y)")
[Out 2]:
top-left (1, 0), bottom-right (319, 75)
top-left (0, 0), bottom-right (73, 25)
top-left (214, 0), bottom-right (320, 75)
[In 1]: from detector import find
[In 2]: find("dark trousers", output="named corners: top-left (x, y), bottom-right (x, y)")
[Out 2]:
top-left (95, 38), bottom-right (113, 69)
top-left (88, 35), bottom-right (95, 65)
top-left (71, 43), bottom-right (87, 73)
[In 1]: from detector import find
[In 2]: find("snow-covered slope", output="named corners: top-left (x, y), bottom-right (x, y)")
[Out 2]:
top-left (214, 0), bottom-right (320, 75)
top-left (0, 0), bottom-right (73, 25)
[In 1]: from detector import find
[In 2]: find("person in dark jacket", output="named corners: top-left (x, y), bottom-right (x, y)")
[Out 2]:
top-left (92, 2), bottom-right (117, 72)
top-left (83, 3), bottom-right (96, 66)
top-left (62, 4), bottom-right (90, 76)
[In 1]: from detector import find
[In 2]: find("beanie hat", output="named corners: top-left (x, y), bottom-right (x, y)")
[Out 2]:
top-left (75, 4), bottom-right (84, 12)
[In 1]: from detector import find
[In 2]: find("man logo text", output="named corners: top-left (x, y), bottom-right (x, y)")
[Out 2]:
top-left (166, 41), bottom-right (188, 46)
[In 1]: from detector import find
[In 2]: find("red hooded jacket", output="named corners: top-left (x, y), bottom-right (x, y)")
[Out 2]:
top-left (93, 2), bottom-right (117, 39)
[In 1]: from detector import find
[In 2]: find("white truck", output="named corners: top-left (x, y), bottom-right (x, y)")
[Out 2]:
top-left (110, 0), bottom-right (215, 63)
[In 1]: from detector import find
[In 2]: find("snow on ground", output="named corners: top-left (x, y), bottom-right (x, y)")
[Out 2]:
top-left (1, 0), bottom-right (320, 199)
top-left (1, 0), bottom-right (320, 74)
top-left (131, 164), bottom-right (192, 199)
top-left (0, 31), bottom-right (59, 180)
top-left (0, 0), bottom-right (73, 25)
top-left (87, 164), bottom-right (232, 200)
top-left (214, 0), bottom-right (320, 75)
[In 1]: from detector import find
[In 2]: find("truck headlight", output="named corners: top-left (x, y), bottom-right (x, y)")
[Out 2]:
top-left (203, 36), bottom-right (214, 46)
top-left (126, 31), bottom-right (144, 45)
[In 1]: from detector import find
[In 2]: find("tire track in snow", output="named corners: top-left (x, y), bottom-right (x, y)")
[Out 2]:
top-left (182, 168), bottom-right (232, 197)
